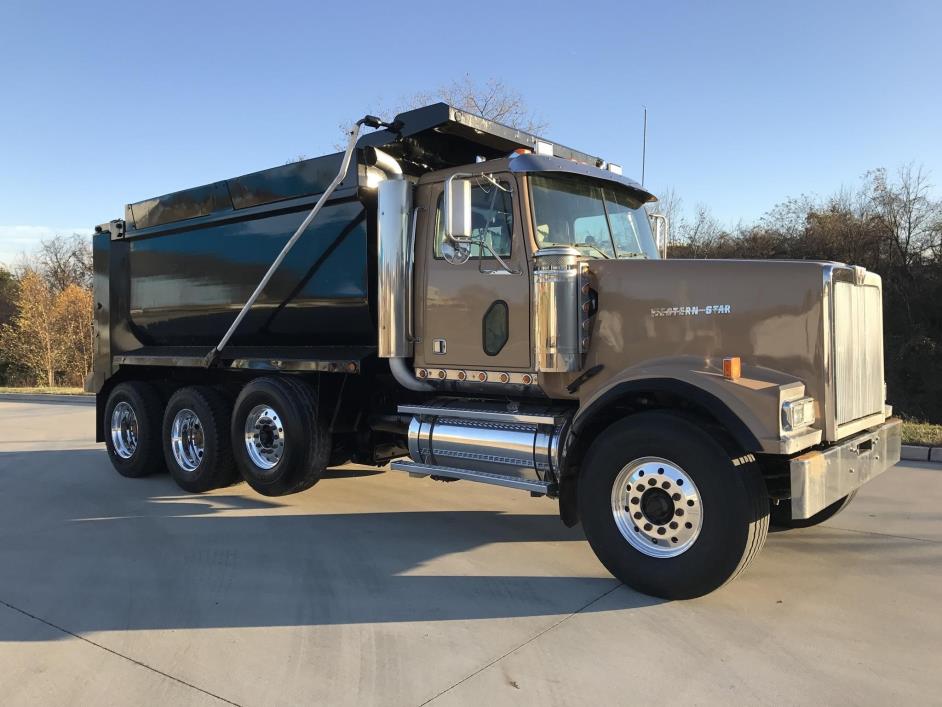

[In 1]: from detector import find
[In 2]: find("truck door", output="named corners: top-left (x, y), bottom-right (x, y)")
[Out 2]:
top-left (416, 175), bottom-right (531, 371)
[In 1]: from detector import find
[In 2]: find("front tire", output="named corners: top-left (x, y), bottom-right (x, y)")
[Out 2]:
top-left (578, 412), bottom-right (769, 599)
top-left (231, 376), bottom-right (330, 496)
top-left (104, 381), bottom-right (165, 478)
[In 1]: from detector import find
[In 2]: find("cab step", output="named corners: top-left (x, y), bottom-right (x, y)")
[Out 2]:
top-left (389, 460), bottom-right (557, 496)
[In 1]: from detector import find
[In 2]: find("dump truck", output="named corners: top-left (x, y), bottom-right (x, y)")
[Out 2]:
top-left (89, 103), bottom-right (901, 599)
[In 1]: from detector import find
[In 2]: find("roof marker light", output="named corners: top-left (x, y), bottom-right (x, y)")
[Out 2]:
top-left (723, 357), bottom-right (741, 381)
top-left (535, 140), bottom-right (554, 156)
top-left (607, 163), bottom-right (623, 175)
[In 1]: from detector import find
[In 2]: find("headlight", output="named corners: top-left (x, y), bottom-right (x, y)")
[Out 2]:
top-left (782, 397), bottom-right (816, 432)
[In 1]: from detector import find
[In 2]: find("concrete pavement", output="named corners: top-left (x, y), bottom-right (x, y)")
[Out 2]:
top-left (0, 400), bottom-right (939, 706)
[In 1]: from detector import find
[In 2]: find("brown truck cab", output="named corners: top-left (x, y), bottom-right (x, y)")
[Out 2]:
top-left (93, 104), bottom-right (900, 599)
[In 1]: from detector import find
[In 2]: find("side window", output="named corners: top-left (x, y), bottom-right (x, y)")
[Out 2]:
top-left (434, 180), bottom-right (514, 260)
top-left (482, 300), bottom-right (509, 356)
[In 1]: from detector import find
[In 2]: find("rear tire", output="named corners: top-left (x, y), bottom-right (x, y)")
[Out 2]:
top-left (104, 381), bottom-right (165, 478)
top-left (578, 411), bottom-right (769, 599)
top-left (162, 386), bottom-right (237, 493)
top-left (770, 491), bottom-right (857, 529)
top-left (231, 376), bottom-right (330, 496)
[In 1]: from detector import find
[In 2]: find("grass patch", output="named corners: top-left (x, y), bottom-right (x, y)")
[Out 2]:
top-left (901, 419), bottom-right (942, 447)
top-left (0, 386), bottom-right (86, 396)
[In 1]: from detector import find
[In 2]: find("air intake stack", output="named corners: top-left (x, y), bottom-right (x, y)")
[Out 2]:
top-left (532, 247), bottom-right (589, 373)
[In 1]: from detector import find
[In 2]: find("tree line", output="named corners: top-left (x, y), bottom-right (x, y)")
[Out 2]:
top-left (664, 163), bottom-right (941, 424)
top-left (0, 235), bottom-right (93, 388)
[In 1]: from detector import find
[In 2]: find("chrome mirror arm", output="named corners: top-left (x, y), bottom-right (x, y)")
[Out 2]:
top-left (472, 238), bottom-right (521, 275)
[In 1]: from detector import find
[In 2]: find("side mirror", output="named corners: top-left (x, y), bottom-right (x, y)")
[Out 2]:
top-left (444, 175), bottom-right (472, 240)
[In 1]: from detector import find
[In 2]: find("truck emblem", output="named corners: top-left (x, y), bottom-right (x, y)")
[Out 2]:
top-left (650, 305), bottom-right (732, 317)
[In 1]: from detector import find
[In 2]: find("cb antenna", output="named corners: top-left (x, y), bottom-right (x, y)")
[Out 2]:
top-left (641, 105), bottom-right (647, 187)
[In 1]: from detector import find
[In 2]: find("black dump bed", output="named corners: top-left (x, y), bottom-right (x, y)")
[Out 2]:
top-left (90, 104), bottom-right (604, 387)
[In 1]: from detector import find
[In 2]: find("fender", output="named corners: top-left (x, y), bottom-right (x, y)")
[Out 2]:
top-left (567, 359), bottom-right (819, 457)
top-left (571, 377), bottom-right (762, 453)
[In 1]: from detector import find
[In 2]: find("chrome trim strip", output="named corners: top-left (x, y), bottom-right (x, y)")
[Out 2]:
top-left (389, 460), bottom-right (556, 495)
top-left (416, 368), bottom-right (537, 385)
top-left (398, 404), bottom-right (562, 425)
top-left (822, 264), bottom-right (836, 441)
top-left (835, 411), bottom-right (889, 441)
top-left (115, 354), bottom-right (360, 373)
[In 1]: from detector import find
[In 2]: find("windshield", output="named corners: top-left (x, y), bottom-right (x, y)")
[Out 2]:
top-left (530, 173), bottom-right (659, 259)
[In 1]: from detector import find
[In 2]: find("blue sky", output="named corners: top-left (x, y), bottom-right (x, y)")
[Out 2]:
top-left (0, 0), bottom-right (939, 264)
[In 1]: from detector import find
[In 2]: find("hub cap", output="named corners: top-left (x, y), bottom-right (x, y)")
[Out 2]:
top-left (170, 408), bottom-right (205, 472)
top-left (611, 456), bottom-right (703, 558)
top-left (244, 405), bottom-right (285, 471)
top-left (110, 402), bottom-right (138, 459)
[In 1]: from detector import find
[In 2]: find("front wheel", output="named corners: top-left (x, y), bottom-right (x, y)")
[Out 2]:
top-left (578, 412), bottom-right (769, 599)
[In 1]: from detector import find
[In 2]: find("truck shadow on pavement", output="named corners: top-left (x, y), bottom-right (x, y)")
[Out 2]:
top-left (0, 449), bottom-right (661, 641)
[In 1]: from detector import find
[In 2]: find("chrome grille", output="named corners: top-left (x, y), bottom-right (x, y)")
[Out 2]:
top-left (833, 280), bottom-right (884, 425)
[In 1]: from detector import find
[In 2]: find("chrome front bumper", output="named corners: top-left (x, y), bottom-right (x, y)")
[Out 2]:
top-left (789, 418), bottom-right (901, 519)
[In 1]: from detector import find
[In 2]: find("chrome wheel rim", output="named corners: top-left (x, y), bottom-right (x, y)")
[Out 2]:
top-left (170, 408), bottom-right (204, 472)
top-left (611, 456), bottom-right (703, 558)
top-left (110, 402), bottom-right (138, 459)
top-left (244, 404), bottom-right (285, 471)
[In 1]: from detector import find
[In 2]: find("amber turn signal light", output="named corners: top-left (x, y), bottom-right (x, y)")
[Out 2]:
top-left (723, 356), bottom-right (741, 381)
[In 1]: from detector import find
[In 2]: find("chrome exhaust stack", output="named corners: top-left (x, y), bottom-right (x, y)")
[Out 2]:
top-left (368, 147), bottom-right (434, 391)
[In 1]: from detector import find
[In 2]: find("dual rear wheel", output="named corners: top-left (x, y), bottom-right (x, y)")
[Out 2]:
top-left (103, 377), bottom-right (329, 496)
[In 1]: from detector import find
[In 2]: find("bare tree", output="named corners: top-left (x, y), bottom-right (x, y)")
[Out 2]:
top-left (19, 234), bottom-right (93, 293)
top-left (760, 194), bottom-right (818, 239)
top-left (676, 204), bottom-right (726, 254)
top-left (433, 75), bottom-right (547, 134)
top-left (866, 163), bottom-right (939, 268)
top-left (331, 75), bottom-right (547, 152)
top-left (648, 186), bottom-right (681, 245)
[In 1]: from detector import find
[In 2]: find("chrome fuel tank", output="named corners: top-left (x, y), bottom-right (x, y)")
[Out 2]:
top-left (405, 404), bottom-right (569, 482)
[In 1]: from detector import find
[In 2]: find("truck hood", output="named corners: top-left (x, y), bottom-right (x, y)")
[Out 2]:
top-left (552, 258), bottom-right (880, 452)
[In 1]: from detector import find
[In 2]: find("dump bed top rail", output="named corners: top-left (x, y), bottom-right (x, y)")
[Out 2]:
top-left (121, 103), bottom-right (608, 233)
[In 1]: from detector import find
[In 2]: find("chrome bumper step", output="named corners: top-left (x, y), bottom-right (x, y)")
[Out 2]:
top-left (389, 460), bottom-right (556, 496)
top-left (789, 417), bottom-right (901, 519)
